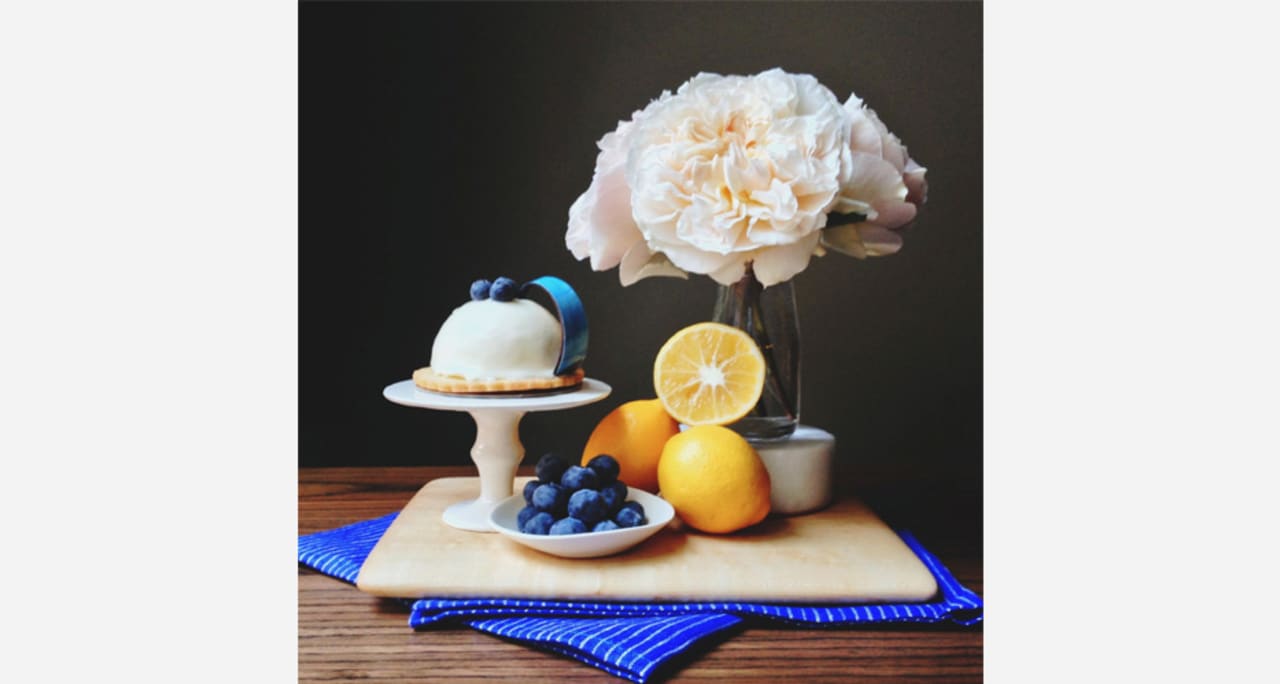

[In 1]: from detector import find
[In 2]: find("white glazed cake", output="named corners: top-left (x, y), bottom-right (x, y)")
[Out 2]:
top-left (429, 298), bottom-right (562, 381)
top-left (412, 276), bottom-right (587, 394)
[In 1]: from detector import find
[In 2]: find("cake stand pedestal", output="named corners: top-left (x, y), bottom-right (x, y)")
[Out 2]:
top-left (383, 378), bottom-right (612, 532)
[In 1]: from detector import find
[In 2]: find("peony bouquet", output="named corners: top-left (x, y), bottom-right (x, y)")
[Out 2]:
top-left (565, 68), bottom-right (927, 288)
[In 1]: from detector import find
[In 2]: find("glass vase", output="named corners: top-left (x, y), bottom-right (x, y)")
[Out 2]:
top-left (712, 265), bottom-right (800, 440)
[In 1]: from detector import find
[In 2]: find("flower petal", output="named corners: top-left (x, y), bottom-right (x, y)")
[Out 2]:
top-left (820, 226), bottom-right (868, 259)
top-left (565, 187), bottom-right (596, 261)
top-left (842, 152), bottom-right (908, 206)
top-left (830, 196), bottom-right (874, 216)
top-left (856, 226), bottom-right (904, 256)
top-left (659, 238), bottom-right (744, 275)
top-left (707, 258), bottom-right (748, 286)
top-left (904, 158), bottom-right (928, 205)
top-left (867, 200), bottom-right (917, 231)
top-left (566, 113), bottom-right (649, 272)
top-left (750, 231), bottom-right (821, 286)
top-left (584, 166), bottom-right (645, 271)
top-left (821, 225), bottom-right (903, 260)
top-left (619, 241), bottom-right (689, 286)
top-left (846, 107), bottom-right (884, 158)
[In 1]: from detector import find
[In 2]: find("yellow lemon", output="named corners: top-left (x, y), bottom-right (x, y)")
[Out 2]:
top-left (657, 424), bottom-right (771, 534)
top-left (581, 399), bottom-right (680, 493)
top-left (653, 322), bottom-right (766, 427)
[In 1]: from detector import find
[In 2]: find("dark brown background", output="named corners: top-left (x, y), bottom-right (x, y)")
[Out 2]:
top-left (299, 1), bottom-right (982, 499)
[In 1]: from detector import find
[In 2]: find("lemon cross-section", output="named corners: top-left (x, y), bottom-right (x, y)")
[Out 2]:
top-left (652, 322), bottom-right (766, 427)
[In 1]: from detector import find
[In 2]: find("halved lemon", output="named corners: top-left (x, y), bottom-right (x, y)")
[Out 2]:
top-left (652, 322), bottom-right (766, 426)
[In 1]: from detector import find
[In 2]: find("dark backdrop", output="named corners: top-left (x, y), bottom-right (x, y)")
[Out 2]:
top-left (300, 1), bottom-right (982, 494)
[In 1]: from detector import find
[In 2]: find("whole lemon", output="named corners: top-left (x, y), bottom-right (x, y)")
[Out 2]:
top-left (581, 399), bottom-right (680, 493)
top-left (657, 425), bottom-right (771, 534)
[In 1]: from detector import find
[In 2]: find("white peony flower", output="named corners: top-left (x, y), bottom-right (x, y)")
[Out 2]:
top-left (821, 95), bottom-right (929, 260)
top-left (566, 68), bottom-right (927, 286)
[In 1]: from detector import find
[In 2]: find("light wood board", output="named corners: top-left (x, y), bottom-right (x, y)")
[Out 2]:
top-left (356, 477), bottom-right (938, 603)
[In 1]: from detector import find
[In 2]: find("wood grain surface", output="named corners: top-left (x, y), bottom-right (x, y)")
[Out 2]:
top-left (300, 466), bottom-right (983, 683)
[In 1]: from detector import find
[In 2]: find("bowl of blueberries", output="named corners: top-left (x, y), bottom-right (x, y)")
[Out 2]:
top-left (489, 452), bottom-right (675, 559)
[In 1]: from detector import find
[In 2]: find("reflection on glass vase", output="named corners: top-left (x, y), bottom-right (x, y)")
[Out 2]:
top-left (712, 264), bottom-right (800, 440)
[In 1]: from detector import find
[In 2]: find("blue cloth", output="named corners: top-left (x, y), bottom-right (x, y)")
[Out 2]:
top-left (299, 514), bottom-right (982, 683)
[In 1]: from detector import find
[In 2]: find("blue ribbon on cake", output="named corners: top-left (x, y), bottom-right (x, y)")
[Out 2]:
top-left (522, 275), bottom-right (588, 376)
top-left (299, 514), bottom-right (982, 683)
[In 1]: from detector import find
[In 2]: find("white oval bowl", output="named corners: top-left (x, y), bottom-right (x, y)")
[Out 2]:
top-left (489, 488), bottom-right (675, 559)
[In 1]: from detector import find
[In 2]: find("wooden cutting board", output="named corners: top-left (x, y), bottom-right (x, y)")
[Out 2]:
top-left (356, 477), bottom-right (937, 603)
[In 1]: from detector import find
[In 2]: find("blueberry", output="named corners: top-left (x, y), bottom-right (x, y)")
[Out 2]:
top-left (470, 278), bottom-right (492, 301)
top-left (567, 489), bottom-right (609, 526)
top-left (599, 481), bottom-right (628, 514)
top-left (619, 501), bottom-right (644, 517)
top-left (491, 277), bottom-right (519, 302)
top-left (560, 465), bottom-right (599, 491)
top-left (592, 519), bottom-right (620, 533)
top-left (549, 517), bottom-right (587, 535)
top-left (521, 511), bottom-right (555, 535)
top-left (517, 505), bottom-right (538, 529)
top-left (615, 506), bottom-right (646, 528)
top-left (535, 452), bottom-right (570, 484)
top-left (585, 454), bottom-right (620, 485)
top-left (523, 480), bottom-right (541, 505)
top-left (531, 482), bottom-right (568, 515)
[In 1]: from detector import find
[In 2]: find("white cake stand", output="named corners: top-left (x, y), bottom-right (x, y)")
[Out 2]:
top-left (383, 378), bottom-right (612, 532)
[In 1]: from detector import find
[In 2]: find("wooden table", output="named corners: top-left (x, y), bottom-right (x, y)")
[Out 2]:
top-left (300, 466), bottom-right (983, 682)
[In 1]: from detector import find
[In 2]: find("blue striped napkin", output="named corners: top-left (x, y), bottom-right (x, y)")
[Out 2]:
top-left (299, 514), bottom-right (982, 683)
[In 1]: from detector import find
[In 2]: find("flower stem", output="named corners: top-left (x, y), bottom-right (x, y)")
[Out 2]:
top-left (725, 264), bottom-right (793, 421)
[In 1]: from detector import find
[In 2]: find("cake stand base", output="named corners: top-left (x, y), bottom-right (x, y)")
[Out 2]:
top-left (442, 498), bottom-right (504, 532)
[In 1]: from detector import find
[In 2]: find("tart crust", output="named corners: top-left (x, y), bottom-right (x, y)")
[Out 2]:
top-left (411, 367), bottom-right (585, 394)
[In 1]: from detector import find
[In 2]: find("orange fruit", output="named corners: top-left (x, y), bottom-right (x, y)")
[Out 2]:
top-left (652, 322), bottom-right (766, 427)
top-left (657, 424), bottom-right (771, 533)
top-left (581, 399), bottom-right (680, 492)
